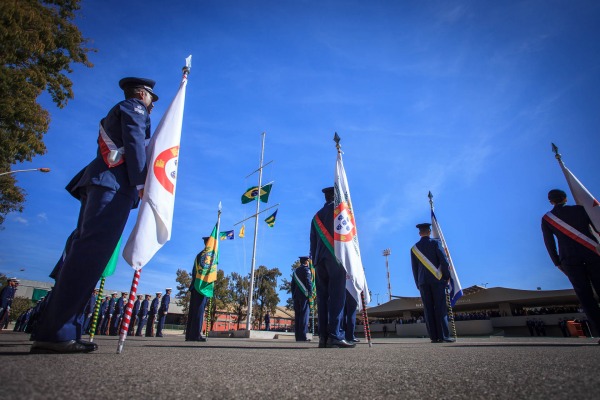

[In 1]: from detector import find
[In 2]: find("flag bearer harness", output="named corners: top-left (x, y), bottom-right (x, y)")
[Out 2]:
top-left (543, 212), bottom-right (600, 255)
top-left (99, 123), bottom-right (125, 168)
top-left (411, 245), bottom-right (442, 280)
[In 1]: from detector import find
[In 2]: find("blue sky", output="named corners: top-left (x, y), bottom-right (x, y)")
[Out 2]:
top-left (2, 0), bottom-right (600, 306)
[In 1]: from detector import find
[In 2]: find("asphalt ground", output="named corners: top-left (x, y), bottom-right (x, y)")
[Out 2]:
top-left (0, 331), bottom-right (598, 400)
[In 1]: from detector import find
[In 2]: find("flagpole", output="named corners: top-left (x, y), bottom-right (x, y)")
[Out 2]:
top-left (335, 133), bottom-right (372, 347)
top-left (88, 277), bottom-right (105, 342)
top-left (246, 132), bottom-right (265, 332)
top-left (116, 269), bottom-right (141, 354)
top-left (206, 202), bottom-right (222, 341)
top-left (428, 191), bottom-right (457, 340)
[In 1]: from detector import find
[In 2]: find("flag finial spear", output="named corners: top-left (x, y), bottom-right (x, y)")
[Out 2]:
top-left (182, 55), bottom-right (192, 78)
top-left (551, 142), bottom-right (562, 161)
top-left (334, 132), bottom-right (341, 153)
top-left (428, 191), bottom-right (434, 211)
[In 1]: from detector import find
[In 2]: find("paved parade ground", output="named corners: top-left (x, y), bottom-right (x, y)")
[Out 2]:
top-left (0, 331), bottom-right (598, 399)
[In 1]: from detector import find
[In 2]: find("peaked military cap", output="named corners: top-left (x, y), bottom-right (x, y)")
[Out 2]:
top-left (165, 288), bottom-right (172, 291)
top-left (548, 189), bottom-right (567, 202)
top-left (322, 187), bottom-right (334, 194)
top-left (118, 77), bottom-right (159, 102)
top-left (416, 223), bottom-right (432, 230)
top-left (299, 256), bottom-right (310, 263)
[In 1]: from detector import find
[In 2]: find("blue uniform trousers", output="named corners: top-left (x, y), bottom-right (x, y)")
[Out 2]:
top-left (315, 260), bottom-right (347, 341)
top-left (293, 296), bottom-right (310, 341)
top-left (185, 290), bottom-right (208, 341)
top-left (146, 314), bottom-right (156, 336)
top-left (156, 314), bottom-right (166, 336)
top-left (419, 282), bottom-right (450, 342)
top-left (343, 291), bottom-right (358, 342)
top-left (562, 262), bottom-right (600, 334)
top-left (135, 316), bottom-right (147, 336)
top-left (33, 185), bottom-right (135, 343)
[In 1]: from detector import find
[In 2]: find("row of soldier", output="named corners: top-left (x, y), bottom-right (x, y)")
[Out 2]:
top-left (82, 288), bottom-right (172, 337)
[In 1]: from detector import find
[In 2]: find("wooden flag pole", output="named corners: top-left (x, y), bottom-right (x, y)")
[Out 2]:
top-left (360, 291), bottom-right (373, 347)
top-left (429, 191), bottom-right (458, 340)
top-left (88, 277), bottom-right (105, 342)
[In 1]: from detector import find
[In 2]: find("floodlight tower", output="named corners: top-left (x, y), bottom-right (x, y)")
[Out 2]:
top-left (382, 248), bottom-right (392, 302)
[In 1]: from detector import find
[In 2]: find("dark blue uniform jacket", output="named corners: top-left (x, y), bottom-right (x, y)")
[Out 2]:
top-left (411, 237), bottom-right (450, 288)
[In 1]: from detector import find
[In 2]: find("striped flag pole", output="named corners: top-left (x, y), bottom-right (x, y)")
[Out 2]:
top-left (205, 297), bottom-right (212, 341)
top-left (360, 291), bottom-right (373, 347)
top-left (88, 277), bottom-right (105, 342)
top-left (116, 269), bottom-right (141, 354)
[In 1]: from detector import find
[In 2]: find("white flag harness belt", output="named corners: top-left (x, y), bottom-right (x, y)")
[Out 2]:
top-left (411, 245), bottom-right (442, 280)
top-left (543, 212), bottom-right (600, 255)
top-left (98, 124), bottom-right (125, 167)
top-left (293, 269), bottom-right (309, 298)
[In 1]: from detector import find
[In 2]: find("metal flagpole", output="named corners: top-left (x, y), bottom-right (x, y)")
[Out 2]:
top-left (246, 132), bottom-right (266, 332)
top-left (88, 277), bottom-right (105, 342)
top-left (383, 248), bottom-right (392, 302)
top-left (428, 191), bottom-right (458, 340)
top-left (205, 202), bottom-right (222, 341)
top-left (117, 269), bottom-right (141, 353)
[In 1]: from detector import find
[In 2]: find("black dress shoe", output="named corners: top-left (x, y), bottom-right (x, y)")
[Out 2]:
top-left (442, 338), bottom-right (456, 343)
top-left (31, 340), bottom-right (98, 354)
top-left (327, 338), bottom-right (356, 348)
top-left (351, 338), bottom-right (360, 343)
top-left (318, 338), bottom-right (328, 348)
top-left (155, 334), bottom-right (163, 337)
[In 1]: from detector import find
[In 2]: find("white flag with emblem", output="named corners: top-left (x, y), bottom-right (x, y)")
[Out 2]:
top-left (123, 56), bottom-right (191, 269)
top-left (557, 157), bottom-right (600, 236)
top-left (334, 150), bottom-right (370, 309)
top-left (431, 210), bottom-right (463, 306)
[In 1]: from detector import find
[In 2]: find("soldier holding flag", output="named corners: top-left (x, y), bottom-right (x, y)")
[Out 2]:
top-left (30, 76), bottom-right (159, 354)
top-left (541, 189), bottom-right (600, 341)
top-left (411, 223), bottom-right (454, 343)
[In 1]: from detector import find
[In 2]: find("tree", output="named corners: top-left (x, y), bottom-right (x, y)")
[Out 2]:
top-left (227, 272), bottom-right (249, 330)
top-left (0, 0), bottom-right (94, 226)
top-left (8, 296), bottom-right (33, 322)
top-left (252, 265), bottom-right (281, 330)
top-left (175, 268), bottom-right (191, 325)
top-left (206, 269), bottom-right (229, 331)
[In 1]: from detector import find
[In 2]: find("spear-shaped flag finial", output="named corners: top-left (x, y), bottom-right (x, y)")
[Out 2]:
top-left (552, 142), bottom-right (562, 161)
top-left (333, 132), bottom-right (341, 152)
top-left (428, 191), bottom-right (434, 211)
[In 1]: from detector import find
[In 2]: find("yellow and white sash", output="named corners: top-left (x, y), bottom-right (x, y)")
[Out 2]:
top-left (411, 245), bottom-right (442, 280)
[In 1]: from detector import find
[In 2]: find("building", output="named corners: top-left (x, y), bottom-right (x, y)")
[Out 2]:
top-left (364, 285), bottom-right (591, 338)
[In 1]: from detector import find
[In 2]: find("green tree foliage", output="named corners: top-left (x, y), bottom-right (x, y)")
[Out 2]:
top-left (226, 272), bottom-right (249, 330)
top-left (252, 265), bottom-right (281, 330)
top-left (175, 268), bottom-right (191, 325)
top-left (8, 296), bottom-right (33, 322)
top-left (0, 0), bottom-right (94, 225)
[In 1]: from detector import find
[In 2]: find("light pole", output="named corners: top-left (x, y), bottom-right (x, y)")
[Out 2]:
top-left (383, 248), bottom-right (392, 302)
top-left (0, 168), bottom-right (51, 177)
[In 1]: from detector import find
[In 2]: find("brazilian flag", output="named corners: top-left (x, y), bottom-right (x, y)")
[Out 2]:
top-left (194, 224), bottom-right (220, 297)
top-left (241, 182), bottom-right (273, 204)
top-left (264, 209), bottom-right (278, 227)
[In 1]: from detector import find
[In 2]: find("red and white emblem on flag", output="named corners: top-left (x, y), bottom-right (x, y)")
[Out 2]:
top-left (334, 202), bottom-right (357, 242)
top-left (153, 146), bottom-right (179, 194)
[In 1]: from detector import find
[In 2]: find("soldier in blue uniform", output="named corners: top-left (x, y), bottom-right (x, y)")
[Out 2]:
top-left (264, 312), bottom-right (271, 331)
top-left (343, 290), bottom-right (360, 343)
top-left (110, 292), bottom-right (127, 335)
top-left (411, 223), bottom-right (453, 343)
top-left (541, 189), bottom-right (600, 342)
top-left (292, 256), bottom-right (312, 341)
top-left (96, 296), bottom-right (109, 335)
top-left (186, 237), bottom-right (210, 342)
top-left (136, 294), bottom-right (150, 336)
top-left (101, 293), bottom-right (117, 335)
top-left (129, 294), bottom-right (142, 336)
top-left (156, 288), bottom-right (171, 337)
top-left (82, 288), bottom-right (98, 335)
top-left (310, 187), bottom-right (355, 348)
top-left (30, 77), bottom-right (158, 354)
top-left (0, 278), bottom-right (19, 328)
top-left (146, 292), bottom-right (161, 337)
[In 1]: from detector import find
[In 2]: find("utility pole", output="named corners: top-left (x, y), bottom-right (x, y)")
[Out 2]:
top-left (383, 248), bottom-right (392, 302)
